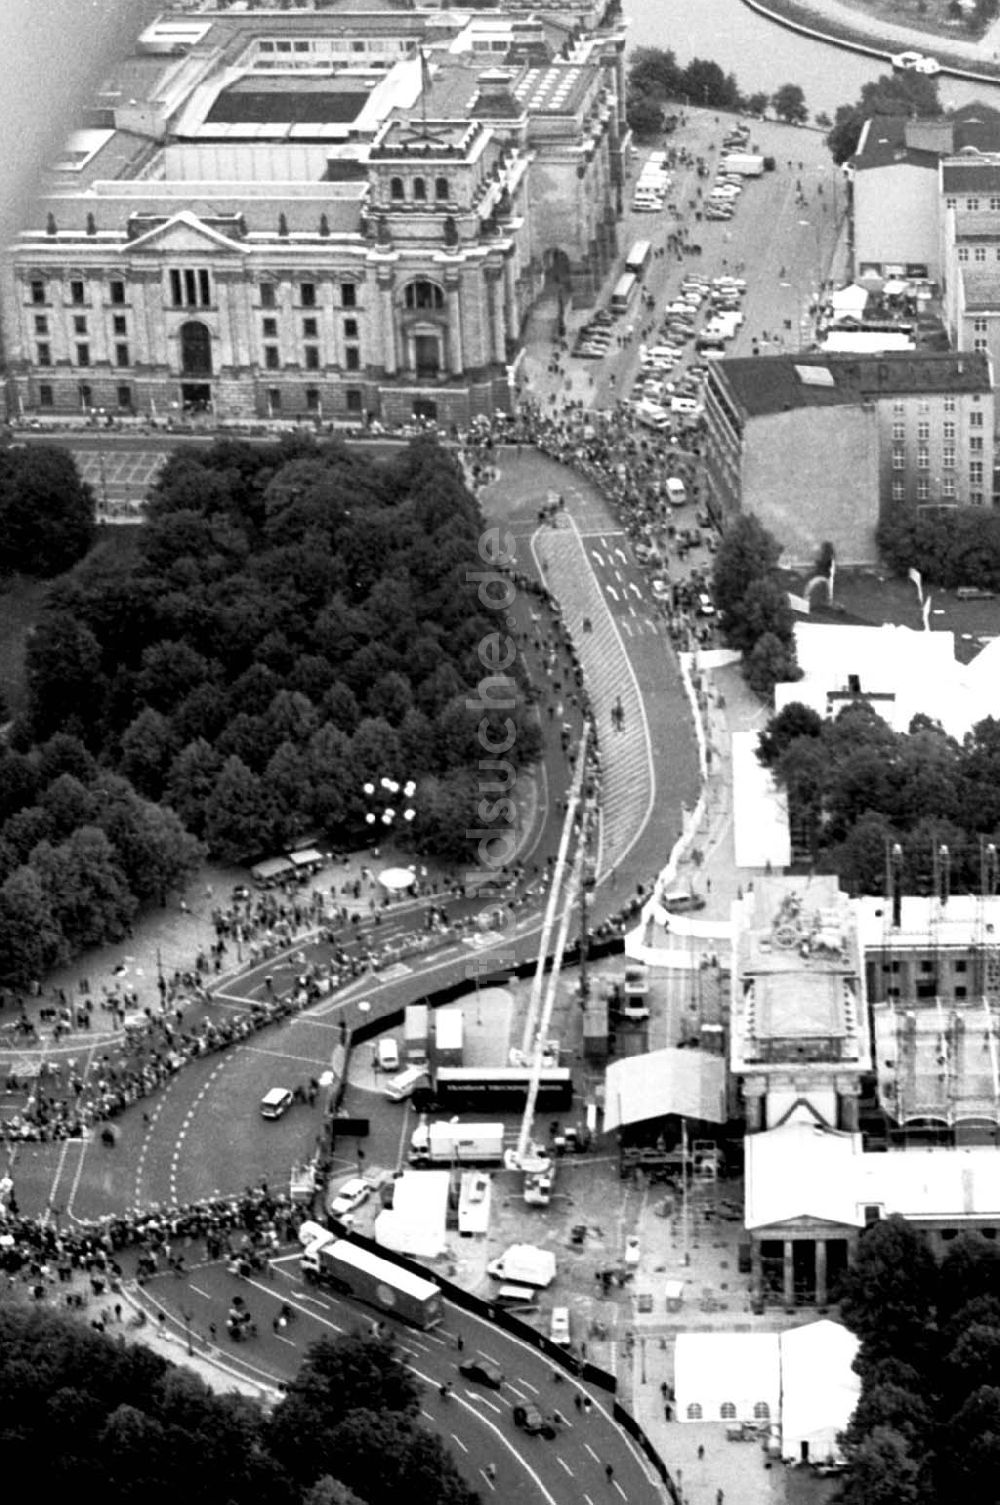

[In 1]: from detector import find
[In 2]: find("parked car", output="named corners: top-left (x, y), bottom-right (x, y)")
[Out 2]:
top-left (328, 1177), bottom-right (370, 1220)
top-left (459, 1358), bottom-right (505, 1389)
top-left (662, 889), bottom-right (706, 914)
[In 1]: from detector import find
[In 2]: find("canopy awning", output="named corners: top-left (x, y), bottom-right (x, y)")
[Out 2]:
top-left (250, 856), bottom-right (295, 883)
top-left (603, 1048), bottom-right (727, 1132)
top-left (288, 848), bottom-right (324, 868)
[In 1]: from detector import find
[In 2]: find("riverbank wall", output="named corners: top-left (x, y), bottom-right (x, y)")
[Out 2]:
top-left (740, 0), bottom-right (1000, 85)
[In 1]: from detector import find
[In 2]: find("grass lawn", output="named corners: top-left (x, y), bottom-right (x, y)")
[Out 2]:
top-left (0, 523), bottom-right (141, 722)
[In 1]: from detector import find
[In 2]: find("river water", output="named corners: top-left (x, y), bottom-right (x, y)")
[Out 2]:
top-left (622, 0), bottom-right (996, 119)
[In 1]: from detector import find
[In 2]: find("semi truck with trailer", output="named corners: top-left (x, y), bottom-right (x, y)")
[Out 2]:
top-left (301, 1234), bottom-right (443, 1328)
top-left (409, 1120), bottom-right (506, 1166)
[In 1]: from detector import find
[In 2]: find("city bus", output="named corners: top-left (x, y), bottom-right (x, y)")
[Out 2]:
top-left (432, 1066), bottom-right (574, 1112)
top-left (610, 272), bottom-right (638, 315)
top-left (625, 239), bottom-right (653, 278)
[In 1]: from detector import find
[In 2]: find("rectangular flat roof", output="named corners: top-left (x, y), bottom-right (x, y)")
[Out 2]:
top-left (208, 77), bottom-right (372, 124)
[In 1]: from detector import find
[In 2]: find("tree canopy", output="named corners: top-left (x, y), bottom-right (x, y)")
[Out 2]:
top-left (757, 701), bottom-right (1000, 887)
top-left (826, 71), bottom-right (942, 165)
top-left (625, 47), bottom-right (777, 136)
top-left (0, 1310), bottom-right (478, 1505)
top-left (837, 1222), bottom-right (1000, 1505)
top-left (0, 435), bottom-right (542, 978)
top-left (0, 445), bottom-right (95, 577)
top-left (711, 515), bottom-right (799, 696)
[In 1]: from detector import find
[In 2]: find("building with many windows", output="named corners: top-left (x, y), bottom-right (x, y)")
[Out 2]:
top-left (1, 1), bottom-right (625, 425)
top-left (702, 351), bottom-right (994, 565)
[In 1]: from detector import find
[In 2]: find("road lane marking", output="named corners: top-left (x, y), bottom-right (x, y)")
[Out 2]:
top-left (451, 1434), bottom-right (469, 1453)
top-left (585, 1444), bottom-right (601, 1463)
top-left (189, 1284), bottom-right (213, 1300)
top-left (466, 1393), bottom-right (503, 1415)
top-left (558, 1458), bottom-right (575, 1476)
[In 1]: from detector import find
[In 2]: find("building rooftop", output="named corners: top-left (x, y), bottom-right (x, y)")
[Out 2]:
top-left (852, 115), bottom-right (937, 174)
top-left (715, 351), bottom-right (992, 420)
top-left (746, 1121), bottom-right (1000, 1228)
top-left (512, 63), bottom-right (593, 116)
top-left (732, 878), bottom-right (869, 1071)
top-left (206, 76), bottom-right (374, 125)
top-left (873, 997), bottom-right (1000, 1126)
top-left (943, 156), bottom-right (1000, 193)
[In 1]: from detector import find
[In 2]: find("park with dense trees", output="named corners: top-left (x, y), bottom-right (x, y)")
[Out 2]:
top-left (0, 1308), bottom-right (479, 1505)
top-left (0, 436), bottom-right (541, 982)
top-left (836, 1217), bottom-right (1000, 1505)
top-left (757, 698), bottom-right (1000, 888)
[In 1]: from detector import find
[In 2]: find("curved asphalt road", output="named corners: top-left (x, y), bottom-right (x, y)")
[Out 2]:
top-left (142, 1251), bottom-right (661, 1505)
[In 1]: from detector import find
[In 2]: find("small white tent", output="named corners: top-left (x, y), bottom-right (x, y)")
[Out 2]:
top-left (828, 283), bottom-right (868, 318)
top-left (780, 1320), bottom-right (860, 1465)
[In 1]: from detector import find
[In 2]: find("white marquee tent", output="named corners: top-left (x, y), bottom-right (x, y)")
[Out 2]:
top-left (780, 1320), bottom-right (860, 1465)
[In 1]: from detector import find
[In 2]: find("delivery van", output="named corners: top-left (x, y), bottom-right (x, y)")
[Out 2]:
top-left (384, 1066), bottom-right (429, 1102)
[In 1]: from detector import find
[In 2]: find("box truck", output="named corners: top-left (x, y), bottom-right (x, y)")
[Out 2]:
top-left (434, 1005), bottom-right (464, 1068)
top-left (301, 1234), bottom-right (443, 1328)
top-left (409, 1120), bottom-right (505, 1166)
top-left (721, 152), bottom-right (764, 176)
top-left (404, 1003), bottom-right (429, 1068)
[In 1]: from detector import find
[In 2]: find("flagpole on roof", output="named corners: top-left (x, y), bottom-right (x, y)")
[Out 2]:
top-left (419, 46), bottom-right (430, 137)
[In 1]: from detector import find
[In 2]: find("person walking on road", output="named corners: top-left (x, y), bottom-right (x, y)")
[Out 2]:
top-left (605, 1463), bottom-right (614, 1483)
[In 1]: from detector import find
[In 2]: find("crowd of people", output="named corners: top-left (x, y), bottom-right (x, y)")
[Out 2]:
top-left (0, 1177), bottom-right (313, 1313)
top-left (461, 400), bottom-right (717, 654)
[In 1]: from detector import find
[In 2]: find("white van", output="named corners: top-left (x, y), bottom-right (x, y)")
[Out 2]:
top-left (376, 1036), bottom-right (400, 1072)
top-left (549, 1306), bottom-right (572, 1347)
top-left (665, 477), bottom-right (687, 506)
top-left (260, 1087), bottom-right (294, 1120)
top-left (384, 1066), bottom-right (430, 1102)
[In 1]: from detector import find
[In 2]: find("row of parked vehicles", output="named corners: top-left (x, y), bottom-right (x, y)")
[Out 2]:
top-left (631, 149), bottom-right (672, 213)
top-left (573, 308), bottom-right (616, 360)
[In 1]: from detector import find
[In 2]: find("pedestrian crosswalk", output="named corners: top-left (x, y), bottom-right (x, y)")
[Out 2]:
top-left (539, 527), bottom-right (656, 881)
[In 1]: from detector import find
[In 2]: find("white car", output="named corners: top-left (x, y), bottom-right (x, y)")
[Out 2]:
top-left (651, 578), bottom-right (672, 601)
top-left (624, 1235), bottom-right (641, 1266)
top-left (328, 1177), bottom-right (370, 1220)
top-left (376, 1036), bottom-right (400, 1072)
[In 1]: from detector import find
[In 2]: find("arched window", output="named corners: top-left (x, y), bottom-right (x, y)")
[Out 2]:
top-left (685, 1404), bottom-right (702, 1421)
top-left (435, 176), bottom-right (449, 201)
top-left (753, 1402), bottom-right (771, 1420)
top-left (180, 320), bottom-right (212, 377)
top-left (413, 177), bottom-right (427, 202)
top-left (390, 177), bottom-right (404, 201)
top-left (404, 279), bottom-right (444, 312)
top-left (720, 1402), bottom-right (737, 1420)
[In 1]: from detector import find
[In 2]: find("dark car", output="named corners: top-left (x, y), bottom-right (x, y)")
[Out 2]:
top-left (513, 1403), bottom-right (557, 1439)
top-left (459, 1358), bottom-right (505, 1390)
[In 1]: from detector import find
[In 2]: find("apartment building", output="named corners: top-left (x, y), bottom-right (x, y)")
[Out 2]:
top-left (703, 351), bottom-right (994, 565)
